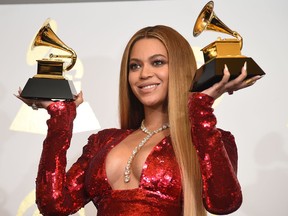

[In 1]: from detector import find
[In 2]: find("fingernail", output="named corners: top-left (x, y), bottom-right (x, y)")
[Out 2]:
top-left (243, 61), bottom-right (247, 70)
top-left (224, 64), bottom-right (228, 71)
top-left (254, 75), bottom-right (264, 80)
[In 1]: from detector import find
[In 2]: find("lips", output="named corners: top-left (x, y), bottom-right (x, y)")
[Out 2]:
top-left (140, 84), bottom-right (159, 89)
top-left (138, 81), bottom-right (160, 88)
top-left (137, 83), bottom-right (160, 94)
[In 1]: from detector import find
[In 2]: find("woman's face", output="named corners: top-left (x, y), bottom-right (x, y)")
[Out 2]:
top-left (128, 38), bottom-right (169, 109)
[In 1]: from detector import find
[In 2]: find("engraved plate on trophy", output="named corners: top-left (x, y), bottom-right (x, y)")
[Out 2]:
top-left (190, 1), bottom-right (265, 92)
top-left (20, 18), bottom-right (77, 100)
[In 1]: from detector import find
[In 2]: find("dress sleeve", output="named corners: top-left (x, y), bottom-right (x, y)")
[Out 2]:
top-left (188, 93), bottom-right (243, 215)
top-left (35, 101), bottom-right (101, 216)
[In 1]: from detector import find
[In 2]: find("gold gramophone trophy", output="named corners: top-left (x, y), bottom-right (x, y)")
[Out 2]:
top-left (190, 1), bottom-right (265, 92)
top-left (20, 18), bottom-right (77, 100)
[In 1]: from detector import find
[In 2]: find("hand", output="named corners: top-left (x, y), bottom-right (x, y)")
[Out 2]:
top-left (73, 91), bottom-right (84, 107)
top-left (14, 87), bottom-right (53, 109)
top-left (14, 88), bottom-right (84, 110)
top-left (201, 62), bottom-right (263, 99)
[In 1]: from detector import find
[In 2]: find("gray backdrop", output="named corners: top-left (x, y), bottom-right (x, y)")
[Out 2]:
top-left (0, 0), bottom-right (287, 215)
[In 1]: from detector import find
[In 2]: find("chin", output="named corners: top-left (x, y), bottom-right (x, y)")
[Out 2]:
top-left (141, 99), bottom-right (166, 109)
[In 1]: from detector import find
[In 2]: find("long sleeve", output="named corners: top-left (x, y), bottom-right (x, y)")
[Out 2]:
top-left (188, 93), bottom-right (242, 215)
top-left (35, 101), bottom-right (100, 216)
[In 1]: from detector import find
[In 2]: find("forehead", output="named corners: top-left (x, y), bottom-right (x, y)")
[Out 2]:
top-left (130, 38), bottom-right (167, 58)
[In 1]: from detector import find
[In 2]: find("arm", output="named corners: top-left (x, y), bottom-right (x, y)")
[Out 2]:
top-left (188, 92), bottom-right (242, 215)
top-left (35, 101), bottom-right (100, 215)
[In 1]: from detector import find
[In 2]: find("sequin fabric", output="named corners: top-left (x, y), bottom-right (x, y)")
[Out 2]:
top-left (188, 93), bottom-right (242, 214)
top-left (85, 133), bottom-right (182, 216)
top-left (35, 93), bottom-right (242, 216)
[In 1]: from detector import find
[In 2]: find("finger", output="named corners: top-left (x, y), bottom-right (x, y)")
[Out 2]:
top-left (14, 93), bottom-right (28, 104)
top-left (18, 87), bottom-right (22, 95)
top-left (74, 91), bottom-right (84, 107)
top-left (78, 91), bottom-right (83, 99)
top-left (245, 75), bottom-right (263, 86)
top-left (14, 94), bottom-right (21, 102)
top-left (245, 78), bottom-right (255, 86)
top-left (14, 91), bottom-right (35, 106)
top-left (241, 61), bottom-right (248, 77)
top-left (222, 64), bottom-right (231, 84)
top-left (74, 91), bottom-right (83, 101)
top-left (232, 62), bottom-right (248, 84)
top-left (224, 62), bottom-right (248, 92)
top-left (214, 64), bottom-right (230, 91)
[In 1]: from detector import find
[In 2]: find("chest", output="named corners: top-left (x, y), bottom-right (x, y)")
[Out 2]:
top-left (105, 131), bottom-right (171, 189)
top-left (85, 132), bottom-right (182, 197)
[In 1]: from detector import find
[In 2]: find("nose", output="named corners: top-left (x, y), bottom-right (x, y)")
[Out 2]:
top-left (140, 65), bottom-right (153, 79)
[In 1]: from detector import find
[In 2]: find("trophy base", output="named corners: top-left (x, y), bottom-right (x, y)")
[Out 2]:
top-left (21, 78), bottom-right (77, 100)
top-left (190, 57), bottom-right (265, 92)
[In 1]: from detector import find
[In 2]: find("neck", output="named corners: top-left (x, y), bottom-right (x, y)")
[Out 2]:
top-left (143, 106), bottom-right (169, 131)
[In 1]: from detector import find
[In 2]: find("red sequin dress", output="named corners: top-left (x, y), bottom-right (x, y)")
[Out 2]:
top-left (35, 93), bottom-right (242, 216)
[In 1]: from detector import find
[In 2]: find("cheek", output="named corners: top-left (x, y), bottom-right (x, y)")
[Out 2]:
top-left (160, 71), bottom-right (169, 86)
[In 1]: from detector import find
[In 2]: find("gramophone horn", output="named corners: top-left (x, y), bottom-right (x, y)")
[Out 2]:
top-left (32, 18), bottom-right (77, 71)
top-left (193, 1), bottom-right (243, 49)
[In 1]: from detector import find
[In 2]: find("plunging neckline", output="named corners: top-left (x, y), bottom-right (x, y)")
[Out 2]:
top-left (103, 131), bottom-right (169, 191)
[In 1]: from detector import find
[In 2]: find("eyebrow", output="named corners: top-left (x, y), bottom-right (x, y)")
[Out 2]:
top-left (129, 54), bottom-right (167, 62)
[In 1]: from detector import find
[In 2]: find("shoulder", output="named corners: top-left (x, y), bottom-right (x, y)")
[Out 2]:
top-left (218, 129), bottom-right (236, 146)
top-left (80, 128), bottom-right (132, 157)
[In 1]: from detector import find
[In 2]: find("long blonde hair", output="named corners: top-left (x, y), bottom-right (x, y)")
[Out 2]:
top-left (119, 25), bottom-right (206, 216)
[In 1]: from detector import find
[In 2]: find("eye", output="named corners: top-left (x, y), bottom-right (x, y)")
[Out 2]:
top-left (152, 59), bottom-right (167, 67)
top-left (129, 62), bottom-right (141, 71)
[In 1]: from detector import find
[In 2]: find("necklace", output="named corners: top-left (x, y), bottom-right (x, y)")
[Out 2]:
top-left (124, 120), bottom-right (170, 183)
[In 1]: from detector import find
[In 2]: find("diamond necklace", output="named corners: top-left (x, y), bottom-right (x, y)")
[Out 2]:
top-left (124, 120), bottom-right (170, 183)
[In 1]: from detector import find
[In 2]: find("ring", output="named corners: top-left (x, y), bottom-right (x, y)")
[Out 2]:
top-left (31, 102), bottom-right (38, 110)
top-left (245, 79), bottom-right (255, 85)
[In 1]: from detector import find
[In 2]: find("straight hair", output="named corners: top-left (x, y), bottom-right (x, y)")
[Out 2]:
top-left (119, 25), bottom-right (206, 216)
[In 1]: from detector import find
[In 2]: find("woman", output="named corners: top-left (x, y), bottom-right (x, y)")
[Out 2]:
top-left (16, 25), bottom-right (262, 216)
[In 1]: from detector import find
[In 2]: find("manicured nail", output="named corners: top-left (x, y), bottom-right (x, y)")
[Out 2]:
top-left (224, 64), bottom-right (228, 71)
top-left (243, 61), bottom-right (247, 70)
top-left (254, 75), bottom-right (265, 80)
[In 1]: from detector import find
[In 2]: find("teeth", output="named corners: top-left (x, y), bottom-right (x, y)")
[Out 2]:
top-left (141, 84), bottom-right (158, 89)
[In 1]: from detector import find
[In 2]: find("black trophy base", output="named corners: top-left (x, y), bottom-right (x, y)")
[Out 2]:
top-left (190, 57), bottom-right (265, 92)
top-left (21, 78), bottom-right (77, 100)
